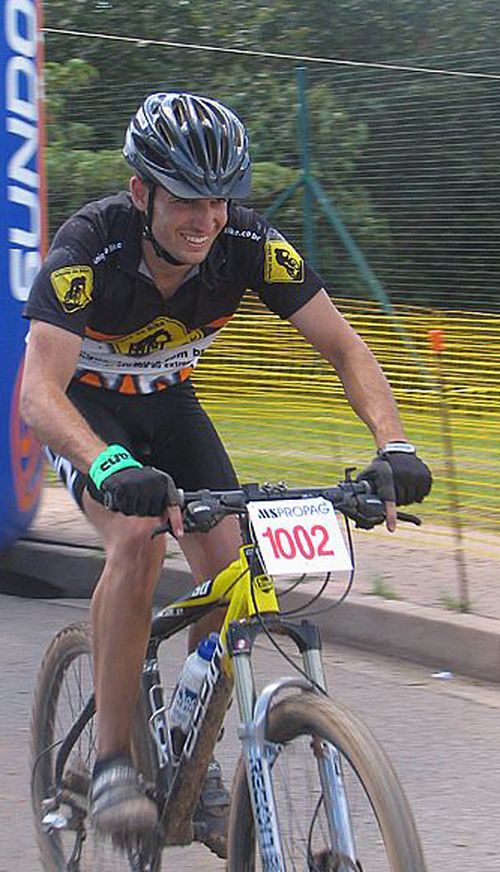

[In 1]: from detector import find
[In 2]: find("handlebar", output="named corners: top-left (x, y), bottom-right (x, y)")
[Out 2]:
top-left (151, 478), bottom-right (421, 537)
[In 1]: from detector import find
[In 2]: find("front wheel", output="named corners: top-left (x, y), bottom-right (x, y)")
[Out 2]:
top-left (228, 692), bottom-right (427, 871)
top-left (30, 621), bottom-right (162, 871)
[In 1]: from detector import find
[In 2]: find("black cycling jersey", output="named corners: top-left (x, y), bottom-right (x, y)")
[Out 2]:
top-left (24, 192), bottom-right (324, 394)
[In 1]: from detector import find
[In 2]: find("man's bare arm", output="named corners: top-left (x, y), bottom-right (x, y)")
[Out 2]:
top-left (20, 320), bottom-right (107, 473)
top-left (289, 289), bottom-right (407, 449)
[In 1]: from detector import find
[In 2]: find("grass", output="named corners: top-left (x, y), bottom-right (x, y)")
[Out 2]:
top-left (202, 401), bottom-right (500, 535)
top-left (438, 591), bottom-right (470, 613)
top-left (367, 575), bottom-right (401, 601)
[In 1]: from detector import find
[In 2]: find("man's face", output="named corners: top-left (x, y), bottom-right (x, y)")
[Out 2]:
top-left (132, 178), bottom-right (228, 265)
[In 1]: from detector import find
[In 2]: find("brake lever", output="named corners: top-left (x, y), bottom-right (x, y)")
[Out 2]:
top-left (396, 511), bottom-right (422, 526)
top-left (353, 509), bottom-right (422, 530)
top-left (151, 519), bottom-right (172, 538)
top-left (151, 498), bottom-right (231, 538)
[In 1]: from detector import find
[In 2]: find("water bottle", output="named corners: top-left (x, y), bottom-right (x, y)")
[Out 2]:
top-left (168, 633), bottom-right (218, 757)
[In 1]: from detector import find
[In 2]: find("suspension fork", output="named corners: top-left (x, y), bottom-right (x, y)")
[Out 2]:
top-left (228, 618), bottom-right (358, 870)
top-left (301, 625), bottom-right (358, 867)
top-left (228, 622), bottom-right (289, 871)
top-left (227, 619), bottom-right (322, 871)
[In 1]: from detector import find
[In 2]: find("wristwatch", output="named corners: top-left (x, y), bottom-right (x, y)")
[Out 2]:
top-left (378, 441), bottom-right (416, 455)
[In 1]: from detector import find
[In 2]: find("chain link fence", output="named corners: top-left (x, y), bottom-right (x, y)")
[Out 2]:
top-left (42, 32), bottom-right (500, 607)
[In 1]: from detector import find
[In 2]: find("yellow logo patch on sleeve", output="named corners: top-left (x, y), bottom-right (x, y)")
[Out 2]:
top-left (50, 265), bottom-right (94, 313)
top-left (264, 241), bottom-right (304, 283)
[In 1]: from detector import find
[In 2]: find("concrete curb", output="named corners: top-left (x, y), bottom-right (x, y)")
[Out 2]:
top-left (1, 537), bottom-right (499, 684)
top-left (284, 590), bottom-right (500, 683)
top-left (0, 538), bottom-right (190, 601)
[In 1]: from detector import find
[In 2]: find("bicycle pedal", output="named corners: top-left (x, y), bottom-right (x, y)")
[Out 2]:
top-left (41, 796), bottom-right (58, 813)
top-left (41, 809), bottom-right (71, 832)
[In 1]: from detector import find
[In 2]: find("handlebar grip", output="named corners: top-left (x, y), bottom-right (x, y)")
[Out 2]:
top-left (220, 491), bottom-right (247, 510)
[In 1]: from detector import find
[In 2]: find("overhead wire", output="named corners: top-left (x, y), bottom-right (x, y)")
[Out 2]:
top-left (42, 27), bottom-right (500, 81)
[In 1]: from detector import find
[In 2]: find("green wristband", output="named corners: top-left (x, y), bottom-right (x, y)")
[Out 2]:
top-left (88, 444), bottom-right (142, 490)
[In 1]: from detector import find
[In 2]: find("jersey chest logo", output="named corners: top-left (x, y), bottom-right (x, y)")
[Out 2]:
top-left (50, 265), bottom-right (94, 313)
top-left (107, 317), bottom-right (204, 355)
top-left (264, 241), bottom-right (304, 283)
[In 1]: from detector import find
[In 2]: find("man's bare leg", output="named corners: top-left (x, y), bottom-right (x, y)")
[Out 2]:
top-left (179, 515), bottom-right (241, 652)
top-left (178, 515), bottom-right (242, 858)
top-left (83, 493), bottom-right (166, 832)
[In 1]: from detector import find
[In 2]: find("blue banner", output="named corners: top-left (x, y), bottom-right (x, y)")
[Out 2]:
top-left (0, 0), bottom-right (45, 548)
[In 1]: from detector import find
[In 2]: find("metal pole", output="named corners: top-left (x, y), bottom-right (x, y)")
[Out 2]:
top-left (429, 329), bottom-right (470, 612)
top-left (308, 174), bottom-right (432, 381)
top-left (264, 67), bottom-right (432, 383)
top-left (296, 67), bottom-right (316, 267)
top-left (263, 175), bottom-right (304, 223)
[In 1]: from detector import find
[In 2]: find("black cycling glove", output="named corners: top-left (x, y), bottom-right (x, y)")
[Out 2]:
top-left (357, 441), bottom-right (432, 506)
top-left (87, 444), bottom-right (181, 516)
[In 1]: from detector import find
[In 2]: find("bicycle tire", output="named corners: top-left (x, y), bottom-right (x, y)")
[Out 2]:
top-left (228, 692), bottom-right (427, 872)
top-left (30, 621), bottom-right (162, 872)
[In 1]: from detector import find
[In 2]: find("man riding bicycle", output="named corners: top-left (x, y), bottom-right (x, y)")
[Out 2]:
top-left (20, 91), bottom-right (432, 856)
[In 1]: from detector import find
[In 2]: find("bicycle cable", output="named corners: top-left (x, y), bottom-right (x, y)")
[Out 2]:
top-left (31, 738), bottom-right (64, 795)
top-left (248, 548), bottom-right (329, 698)
top-left (156, 563), bottom-right (251, 636)
top-left (275, 574), bottom-right (307, 599)
top-left (149, 575), bottom-right (247, 651)
top-left (246, 511), bottom-right (341, 618)
top-left (294, 516), bottom-right (357, 618)
top-left (306, 786), bottom-right (360, 870)
top-left (245, 515), bottom-right (360, 696)
top-left (279, 573), bottom-right (331, 617)
top-left (280, 517), bottom-right (356, 618)
top-left (307, 794), bottom-right (324, 870)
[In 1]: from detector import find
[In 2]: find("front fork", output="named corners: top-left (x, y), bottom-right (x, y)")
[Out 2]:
top-left (227, 618), bottom-right (357, 872)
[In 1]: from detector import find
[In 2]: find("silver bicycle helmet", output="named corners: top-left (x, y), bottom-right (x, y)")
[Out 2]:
top-left (124, 92), bottom-right (251, 199)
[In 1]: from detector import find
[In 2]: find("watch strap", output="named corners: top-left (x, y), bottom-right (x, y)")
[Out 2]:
top-left (378, 441), bottom-right (416, 455)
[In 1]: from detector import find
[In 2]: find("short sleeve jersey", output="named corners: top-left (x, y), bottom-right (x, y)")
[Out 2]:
top-left (24, 192), bottom-right (325, 394)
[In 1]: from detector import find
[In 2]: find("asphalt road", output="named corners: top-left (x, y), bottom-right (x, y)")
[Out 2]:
top-left (1, 593), bottom-right (500, 871)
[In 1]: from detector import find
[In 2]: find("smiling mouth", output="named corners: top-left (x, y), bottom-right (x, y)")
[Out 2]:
top-left (180, 233), bottom-right (210, 246)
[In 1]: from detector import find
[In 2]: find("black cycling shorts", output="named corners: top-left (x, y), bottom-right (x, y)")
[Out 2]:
top-left (45, 379), bottom-right (239, 509)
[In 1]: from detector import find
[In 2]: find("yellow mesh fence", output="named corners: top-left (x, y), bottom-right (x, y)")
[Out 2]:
top-left (193, 295), bottom-right (500, 557)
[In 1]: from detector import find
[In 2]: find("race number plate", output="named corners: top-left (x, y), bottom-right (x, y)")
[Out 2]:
top-left (248, 497), bottom-right (353, 576)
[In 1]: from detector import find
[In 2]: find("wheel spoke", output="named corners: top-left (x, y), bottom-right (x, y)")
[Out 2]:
top-left (227, 693), bottom-right (426, 872)
top-left (31, 623), bottom-right (162, 871)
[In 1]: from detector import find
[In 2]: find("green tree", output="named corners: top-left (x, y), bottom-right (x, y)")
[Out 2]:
top-left (43, 50), bottom-right (392, 296)
top-left (44, 60), bottom-right (131, 233)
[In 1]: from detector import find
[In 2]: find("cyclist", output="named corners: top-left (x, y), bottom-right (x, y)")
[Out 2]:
top-left (20, 91), bottom-right (432, 853)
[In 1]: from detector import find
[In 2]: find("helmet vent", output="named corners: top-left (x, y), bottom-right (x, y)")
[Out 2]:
top-left (156, 118), bottom-right (175, 152)
top-left (172, 97), bottom-right (189, 127)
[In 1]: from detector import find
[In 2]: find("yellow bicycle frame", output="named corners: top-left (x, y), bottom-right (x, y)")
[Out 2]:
top-left (169, 543), bottom-right (280, 646)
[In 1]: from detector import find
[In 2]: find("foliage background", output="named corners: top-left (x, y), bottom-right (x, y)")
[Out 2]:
top-left (43, 0), bottom-right (500, 310)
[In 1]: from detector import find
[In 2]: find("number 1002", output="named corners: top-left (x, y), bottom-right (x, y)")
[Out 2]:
top-left (261, 524), bottom-right (335, 560)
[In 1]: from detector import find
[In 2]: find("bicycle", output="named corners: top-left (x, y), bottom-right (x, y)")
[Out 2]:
top-left (31, 473), bottom-right (427, 871)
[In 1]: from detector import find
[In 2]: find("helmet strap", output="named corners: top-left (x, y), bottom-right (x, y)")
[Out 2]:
top-left (142, 184), bottom-right (187, 267)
